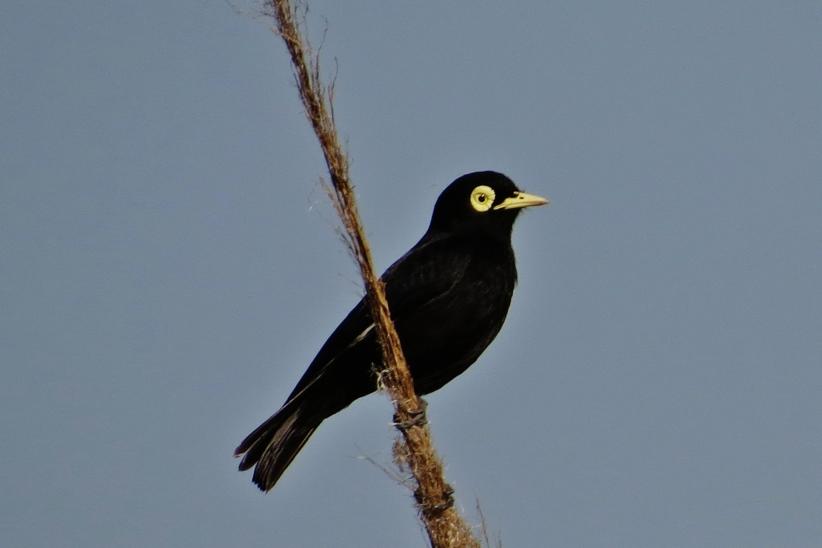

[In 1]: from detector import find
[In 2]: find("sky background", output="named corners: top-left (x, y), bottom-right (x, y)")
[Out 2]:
top-left (2, 1), bottom-right (821, 547)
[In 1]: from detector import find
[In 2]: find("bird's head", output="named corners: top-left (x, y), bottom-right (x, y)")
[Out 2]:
top-left (427, 171), bottom-right (549, 240)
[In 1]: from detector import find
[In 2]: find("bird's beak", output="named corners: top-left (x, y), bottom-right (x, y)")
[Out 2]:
top-left (493, 191), bottom-right (550, 210)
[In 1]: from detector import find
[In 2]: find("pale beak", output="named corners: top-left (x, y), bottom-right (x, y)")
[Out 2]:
top-left (493, 191), bottom-right (550, 210)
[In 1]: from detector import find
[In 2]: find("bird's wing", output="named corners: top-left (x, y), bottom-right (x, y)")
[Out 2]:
top-left (282, 234), bottom-right (471, 403)
top-left (382, 233), bottom-right (473, 315)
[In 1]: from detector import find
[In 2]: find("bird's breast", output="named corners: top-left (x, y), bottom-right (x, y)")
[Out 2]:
top-left (398, 252), bottom-right (517, 394)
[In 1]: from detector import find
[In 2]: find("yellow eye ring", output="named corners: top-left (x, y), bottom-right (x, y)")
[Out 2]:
top-left (470, 185), bottom-right (496, 212)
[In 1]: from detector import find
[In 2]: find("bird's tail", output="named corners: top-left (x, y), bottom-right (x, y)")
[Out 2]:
top-left (234, 399), bottom-right (321, 491)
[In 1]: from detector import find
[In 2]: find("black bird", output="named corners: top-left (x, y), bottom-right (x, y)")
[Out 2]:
top-left (235, 171), bottom-right (548, 491)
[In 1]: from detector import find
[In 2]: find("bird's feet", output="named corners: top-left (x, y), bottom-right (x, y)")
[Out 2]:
top-left (392, 398), bottom-right (428, 432)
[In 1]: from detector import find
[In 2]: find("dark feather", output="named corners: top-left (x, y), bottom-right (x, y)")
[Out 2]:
top-left (234, 171), bottom-right (546, 491)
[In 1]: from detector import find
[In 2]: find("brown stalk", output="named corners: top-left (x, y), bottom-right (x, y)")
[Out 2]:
top-left (266, 1), bottom-right (480, 546)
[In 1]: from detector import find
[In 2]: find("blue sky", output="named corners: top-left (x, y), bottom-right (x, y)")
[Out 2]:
top-left (2, 2), bottom-right (821, 547)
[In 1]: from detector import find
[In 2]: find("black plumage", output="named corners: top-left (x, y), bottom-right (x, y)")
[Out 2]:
top-left (235, 171), bottom-right (548, 491)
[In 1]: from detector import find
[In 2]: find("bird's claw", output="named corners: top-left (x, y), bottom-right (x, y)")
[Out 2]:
top-left (414, 483), bottom-right (455, 517)
top-left (392, 399), bottom-right (428, 432)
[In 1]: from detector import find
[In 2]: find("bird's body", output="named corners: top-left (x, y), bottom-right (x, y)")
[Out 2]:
top-left (235, 171), bottom-right (547, 491)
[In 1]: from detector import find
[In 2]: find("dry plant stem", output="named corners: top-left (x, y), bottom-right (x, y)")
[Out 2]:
top-left (267, 1), bottom-right (479, 546)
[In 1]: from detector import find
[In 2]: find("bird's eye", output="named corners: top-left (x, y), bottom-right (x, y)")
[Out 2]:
top-left (470, 185), bottom-right (496, 212)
